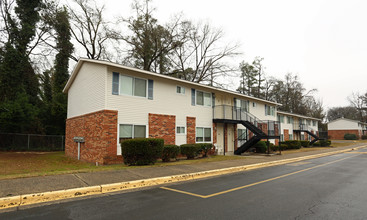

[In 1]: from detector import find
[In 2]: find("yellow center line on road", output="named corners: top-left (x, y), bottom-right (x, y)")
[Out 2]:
top-left (345, 152), bottom-right (367, 154)
top-left (160, 154), bottom-right (359, 199)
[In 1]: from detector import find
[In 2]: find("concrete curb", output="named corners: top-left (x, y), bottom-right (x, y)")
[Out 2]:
top-left (1, 145), bottom-right (365, 210)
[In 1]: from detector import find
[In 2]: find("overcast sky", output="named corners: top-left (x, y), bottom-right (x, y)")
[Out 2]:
top-left (104, 0), bottom-right (367, 109)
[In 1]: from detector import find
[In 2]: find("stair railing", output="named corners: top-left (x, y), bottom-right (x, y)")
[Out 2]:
top-left (213, 105), bottom-right (280, 136)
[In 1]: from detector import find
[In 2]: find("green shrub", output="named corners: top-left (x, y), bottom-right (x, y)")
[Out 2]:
top-left (162, 145), bottom-right (180, 162)
top-left (319, 139), bottom-right (331, 147)
top-left (180, 144), bottom-right (201, 159)
top-left (271, 144), bottom-right (287, 151)
top-left (254, 141), bottom-right (267, 153)
top-left (312, 141), bottom-right (320, 146)
top-left (300, 140), bottom-right (310, 148)
top-left (283, 140), bottom-right (301, 149)
top-left (196, 143), bottom-right (213, 157)
top-left (121, 138), bottom-right (164, 165)
top-left (344, 133), bottom-right (357, 140)
top-left (361, 135), bottom-right (367, 140)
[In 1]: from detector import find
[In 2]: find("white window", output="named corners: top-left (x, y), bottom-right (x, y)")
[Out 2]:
top-left (236, 99), bottom-right (249, 112)
top-left (278, 115), bottom-right (284, 123)
top-left (176, 86), bottom-right (185, 94)
top-left (176, 126), bottom-right (185, 134)
top-left (196, 91), bottom-right (211, 107)
top-left (120, 75), bottom-right (147, 97)
top-left (196, 127), bottom-right (211, 142)
top-left (281, 134), bottom-right (284, 142)
top-left (289, 134), bottom-right (293, 140)
top-left (265, 105), bottom-right (275, 116)
top-left (312, 120), bottom-right (316, 126)
top-left (238, 129), bottom-right (247, 140)
top-left (307, 120), bottom-right (311, 126)
top-left (253, 102), bottom-right (257, 107)
top-left (119, 124), bottom-right (146, 141)
top-left (287, 116), bottom-right (293, 124)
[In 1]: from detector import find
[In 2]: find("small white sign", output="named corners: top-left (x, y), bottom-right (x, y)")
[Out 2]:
top-left (73, 137), bottom-right (85, 143)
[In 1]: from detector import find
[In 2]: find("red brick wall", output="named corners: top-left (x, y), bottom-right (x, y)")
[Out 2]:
top-left (148, 113), bottom-right (176, 145)
top-left (284, 129), bottom-right (289, 141)
top-left (213, 123), bottom-right (217, 145)
top-left (65, 110), bottom-right (120, 164)
top-left (304, 132), bottom-right (309, 141)
top-left (328, 130), bottom-right (360, 140)
top-left (186, 117), bottom-right (196, 144)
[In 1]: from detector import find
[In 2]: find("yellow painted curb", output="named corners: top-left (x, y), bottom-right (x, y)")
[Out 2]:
top-left (0, 195), bottom-right (21, 209)
top-left (0, 145), bottom-right (365, 210)
top-left (20, 186), bottom-right (102, 206)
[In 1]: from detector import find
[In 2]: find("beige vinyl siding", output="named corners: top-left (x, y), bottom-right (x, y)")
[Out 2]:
top-left (67, 63), bottom-right (107, 118)
top-left (106, 67), bottom-right (213, 130)
top-left (328, 119), bottom-right (360, 130)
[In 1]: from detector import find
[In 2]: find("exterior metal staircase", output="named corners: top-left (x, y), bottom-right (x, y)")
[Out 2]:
top-left (294, 124), bottom-right (320, 145)
top-left (213, 105), bottom-right (280, 155)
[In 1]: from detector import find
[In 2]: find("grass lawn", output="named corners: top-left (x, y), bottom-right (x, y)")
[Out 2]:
top-left (0, 151), bottom-right (244, 180)
top-left (1, 140), bottom-right (365, 180)
top-left (279, 140), bottom-right (367, 155)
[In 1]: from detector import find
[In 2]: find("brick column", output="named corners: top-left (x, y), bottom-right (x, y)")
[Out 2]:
top-left (186, 117), bottom-right (196, 144)
top-left (148, 113), bottom-right (176, 145)
top-left (65, 110), bottom-right (119, 164)
top-left (213, 123), bottom-right (217, 145)
top-left (284, 129), bottom-right (289, 141)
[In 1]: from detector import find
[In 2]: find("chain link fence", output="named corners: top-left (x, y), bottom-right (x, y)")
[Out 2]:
top-left (0, 133), bottom-right (65, 151)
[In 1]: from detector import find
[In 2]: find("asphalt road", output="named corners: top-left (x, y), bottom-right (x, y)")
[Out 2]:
top-left (2, 148), bottom-right (367, 220)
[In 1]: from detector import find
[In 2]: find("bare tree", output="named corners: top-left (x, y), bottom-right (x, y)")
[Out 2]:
top-left (0, 0), bottom-right (15, 46)
top-left (348, 92), bottom-right (366, 122)
top-left (169, 21), bottom-right (240, 85)
top-left (68, 0), bottom-right (121, 61)
top-left (121, 0), bottom-right (183, 73)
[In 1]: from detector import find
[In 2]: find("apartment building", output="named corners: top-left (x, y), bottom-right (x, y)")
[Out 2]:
top-left (277, 111), bottom-right (321, 144)
top-left (63, 59), bottom-right (319, 164)
top-left (328, 118), bottom-right (367, 139)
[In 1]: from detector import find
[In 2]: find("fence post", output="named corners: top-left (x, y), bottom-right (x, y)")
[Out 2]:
top-left (27, 134), bottom-right (30, 150)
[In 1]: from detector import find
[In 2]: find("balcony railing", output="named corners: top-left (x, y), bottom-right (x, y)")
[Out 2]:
top-left (213, 105), bottom-right (280, 136)
top-left (293, 123), bottom-right (309, 131)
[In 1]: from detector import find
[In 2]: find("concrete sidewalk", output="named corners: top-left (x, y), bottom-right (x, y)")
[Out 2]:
top-left (1, 143), bottom-right (365, 199)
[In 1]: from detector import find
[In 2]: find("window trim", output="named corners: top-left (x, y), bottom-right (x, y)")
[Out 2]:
top-left (195, 90), bottom-right (212, 107)
top-left (289, 134), bottom-right (293, 140)
top-left (117, 73), bottom-right (148, 98)
top-left (176, 86), bottom-right (185, 95)
top-left (176, 126), bottom-right (186, 135)
top-left (196, 127), bottom-right (212, 143)
top-left (119, 124), bottom-right (147, 140)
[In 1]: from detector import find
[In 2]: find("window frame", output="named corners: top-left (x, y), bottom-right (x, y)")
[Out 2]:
top-left (265, 105), bottom-right (275, 116)
top-left (176, 86), bottom-right (185, 95)
top-left (118, 73), bottom-right (148, 98)
top-left (289, 134), bottom-right (293, 140)
top-left (196, 127), bottom-right (212, 143)
top-left (176, 126), bottom-right (186, 135)
top-left (195, 90), bottom-right (212, 107)
top-left (119, 124), bottom-right (147, 141)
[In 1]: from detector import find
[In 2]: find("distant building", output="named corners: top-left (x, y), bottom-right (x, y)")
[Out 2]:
top-left (277, 111), bottom-right (321, 144)
top-left (327, 118), bottom-right (367, 139)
